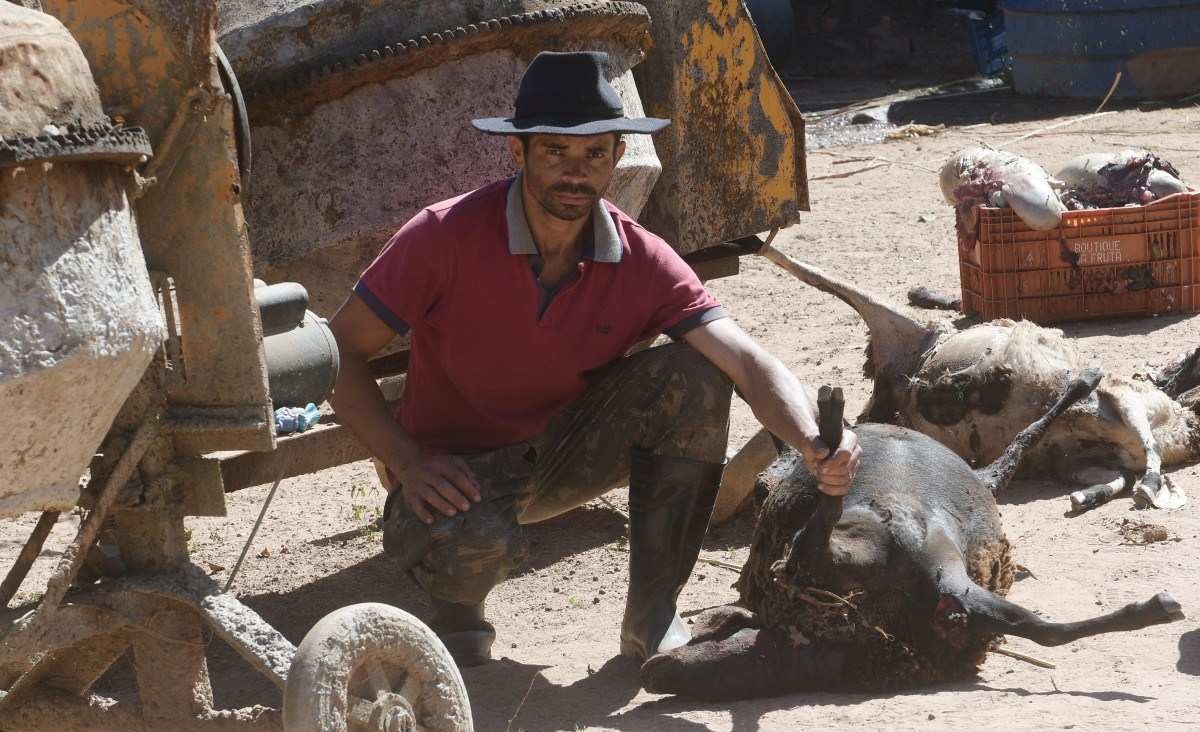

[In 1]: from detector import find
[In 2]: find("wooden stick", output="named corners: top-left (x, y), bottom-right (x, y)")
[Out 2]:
top-left (597, 494), bottom-right (628, 522)
top-left (0, 511), bottom-right (59, 607)
top-left (812, 150), bottom-right (938, 174)
top-left (830, 156), bottom-right (875, 165)
top-left (697, 556), bottom-right (743, 573)
top-left (810, 163), bottom-right (888, 181)
top-left (997, 110), bottom-right (1118, 149)
top-left (992, 646), bottom-right (1057, 669)
top-left (1094, 71), bottom-right (1122, 114)
top-left (505, 669), bottom-right (542, 732)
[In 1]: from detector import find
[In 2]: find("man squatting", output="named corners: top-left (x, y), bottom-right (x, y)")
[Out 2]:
top-left (329, 51), bottom-right (862, 669)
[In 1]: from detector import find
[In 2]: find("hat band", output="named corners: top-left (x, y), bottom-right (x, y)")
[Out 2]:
top-left (506, 112), bottom-right (630, 128)
top-left (513, 104), bottom-right (624, 119)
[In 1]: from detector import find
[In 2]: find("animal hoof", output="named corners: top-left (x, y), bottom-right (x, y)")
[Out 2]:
top-left (640, 653), bottom-right (682, 694)
top-left (1133, 475), bottom-right (1188, 510)
top-left (690, 605), bottom-right (758, 643)
top-left (1067, 367), bottom-right (1104, 398)
top-left (1151, 592), bottom-right (1185, 622)
top-left (907, 285), bottom-right (961, 311)
top-left (1069, 481), bottom-right (1124, 513)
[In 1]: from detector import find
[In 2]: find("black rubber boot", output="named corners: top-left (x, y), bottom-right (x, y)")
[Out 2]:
top-left (429, 598), bottom-right (496, 668)
top-left (620, 448), bottom-right (725, 662)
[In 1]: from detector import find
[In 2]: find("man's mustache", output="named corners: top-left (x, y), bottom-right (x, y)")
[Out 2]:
top-left (549, 183), bottom-right (598, 197)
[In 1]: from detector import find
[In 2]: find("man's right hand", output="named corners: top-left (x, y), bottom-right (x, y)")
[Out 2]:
top-left (395, 450), bottom-right (483, 524)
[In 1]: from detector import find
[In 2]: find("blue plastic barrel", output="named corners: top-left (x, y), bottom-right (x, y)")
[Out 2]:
top-left (1001, 0), bottom-right (1200, 98)
top-left (966, 11), bottom-right (1013, 75)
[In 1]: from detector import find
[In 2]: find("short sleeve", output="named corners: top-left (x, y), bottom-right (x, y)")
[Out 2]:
top-left (638, 238), bottom-right (727, 341)
top-left (354, 209), bottom-right (449, 334)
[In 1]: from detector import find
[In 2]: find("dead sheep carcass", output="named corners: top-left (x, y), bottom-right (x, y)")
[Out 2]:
top-left (641, 370), bottom-right (1184, 700)
top-left (732, 247), bottom-right (1200, 513)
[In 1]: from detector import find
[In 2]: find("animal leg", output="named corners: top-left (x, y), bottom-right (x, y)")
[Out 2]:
top-left (640, 627), bottom-right (848, 700)
top-left (1110, 393), bottom-right (1186, 509)
top-left (974, 367), bottom-right (1103, 493)
top-left (688, 605), bottom-right (760, 644)
top-left (946, 588), bottom-right (1184, 647)
top-left (1066, 467), bottom-right (1131, 513)
top-left (925, 524), bottom-right (1184, 648)
top-left (1153, 346), bottom-right (1200, 398)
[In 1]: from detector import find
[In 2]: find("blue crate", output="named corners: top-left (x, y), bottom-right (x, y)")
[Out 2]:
top-left (966, 11), bottom-right (1012, 76)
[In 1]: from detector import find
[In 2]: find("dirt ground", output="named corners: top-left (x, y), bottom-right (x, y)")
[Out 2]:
top-left (4, 91), bottom-right (1200, 730)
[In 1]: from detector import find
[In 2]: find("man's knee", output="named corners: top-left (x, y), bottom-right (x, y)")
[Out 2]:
top-left (384, 498), bottom-right (528, 605)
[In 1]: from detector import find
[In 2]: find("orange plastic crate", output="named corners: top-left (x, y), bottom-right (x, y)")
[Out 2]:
top-left (957, 192), bottom-right (1200, 323)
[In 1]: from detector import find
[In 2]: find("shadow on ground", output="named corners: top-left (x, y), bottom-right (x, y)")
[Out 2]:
top-left (1178, 628), bottom-right (1200, 676)
top-left (202, 495), bottom-right (760, 710)
top-left (1058, 312), bottom-right (1199, 340)
top-left (888, 90), bottom-right (1103, 129)
top-left (469, 654), bottom-right (1155, 732)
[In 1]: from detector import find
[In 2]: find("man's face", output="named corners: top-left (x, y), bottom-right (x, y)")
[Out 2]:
top-left (509, 133), bottom-right (626, 222)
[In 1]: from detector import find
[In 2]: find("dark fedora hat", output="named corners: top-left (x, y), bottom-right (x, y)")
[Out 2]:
top-left (472, 51), bottom-right (669, 136)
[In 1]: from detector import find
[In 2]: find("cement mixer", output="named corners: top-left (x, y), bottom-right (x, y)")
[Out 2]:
top-left (0, 0), bottom-right (807, 728)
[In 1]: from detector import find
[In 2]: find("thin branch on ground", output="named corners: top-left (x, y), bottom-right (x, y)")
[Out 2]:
top-left (811, 150), bottom-right (937, 174)
top-left (506, 669), bottom-right (541, 732)
top-left (996, 110), bottom-right (1118, 149)
top-left (992, 646), bottom-right (1057, 669)
top-left (810, 163), bottom-right (888, 181)
top-left (831, 156), bottom-right (873, 164)
top-left (597, 495), bottom-right (628, 522)
top-left (1094, 71), bottom-right (1122, 114)
top-left (697, 556), bottom-right (743, 572)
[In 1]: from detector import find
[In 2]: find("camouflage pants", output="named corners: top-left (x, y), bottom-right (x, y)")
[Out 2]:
top-left (382, 342), bottom-right (733, 606)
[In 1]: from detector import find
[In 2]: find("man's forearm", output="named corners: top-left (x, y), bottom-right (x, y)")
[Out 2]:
top-left (329, 354), bottom-right (420, 478)
top-left (736, 348), bottom-right (822, 451)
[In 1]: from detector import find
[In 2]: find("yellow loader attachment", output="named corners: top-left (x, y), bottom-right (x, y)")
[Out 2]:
top-left (636, 0), bottom-right (809, 255)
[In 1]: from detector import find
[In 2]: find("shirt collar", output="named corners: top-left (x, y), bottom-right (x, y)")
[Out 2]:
top-left (506, 174), bottom-right (622, 263)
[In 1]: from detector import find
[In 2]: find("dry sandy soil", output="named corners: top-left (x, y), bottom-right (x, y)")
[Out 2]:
top-left (4, 91), bottom-right (1200, 730)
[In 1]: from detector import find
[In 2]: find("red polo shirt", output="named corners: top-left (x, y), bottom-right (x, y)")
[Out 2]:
top-left (355, 177), bottom-right (726, 453)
